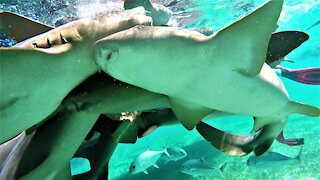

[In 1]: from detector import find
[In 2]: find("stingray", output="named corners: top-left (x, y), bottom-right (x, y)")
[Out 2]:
top-left (0, 9), bottom-right (153, 144)
top-left (94, 0), bottom-right (320, 156)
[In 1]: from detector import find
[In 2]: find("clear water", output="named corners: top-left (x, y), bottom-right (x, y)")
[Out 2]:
top-left (1, 0), bottom-right (319, 179)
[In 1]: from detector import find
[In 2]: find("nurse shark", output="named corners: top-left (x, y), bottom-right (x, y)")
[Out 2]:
top-left (0, 8), bottom-right (152, 144)
top-left (94, 0), bottom-right (320, 156)
top-left (0, 2), bottom-right (314, 179)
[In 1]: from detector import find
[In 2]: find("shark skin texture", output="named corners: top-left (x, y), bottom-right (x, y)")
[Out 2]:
top-left (0, 9), bottom-right (153, 144)
top-left (94, 0), bottom-right (320, 156)
top-left (124, 0), bottom-right (172, 26)
top-left (0, 2), bottom-right (317, 179)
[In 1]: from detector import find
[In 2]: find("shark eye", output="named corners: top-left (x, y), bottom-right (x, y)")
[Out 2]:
top-left (105, 51), bottom-right (112, 61)
top-left (132, 165), bottom-right (136, 169)
top-left (102, 49), bottom-right (118, 63)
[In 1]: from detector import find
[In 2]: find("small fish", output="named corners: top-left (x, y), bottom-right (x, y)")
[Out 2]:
top-left (246, 148), bottom-right (302, 170)
top-left (161, 147), bottom-right (187, 164)
top-left (129, 148), bottom-right (170, 175)
top-left (180, 158), bottom-right (227, 178)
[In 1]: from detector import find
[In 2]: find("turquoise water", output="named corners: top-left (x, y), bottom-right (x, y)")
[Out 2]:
top-left (108, 1), bottom-right (320, 179)
top-left (0, 0), bottom-right (319, 179)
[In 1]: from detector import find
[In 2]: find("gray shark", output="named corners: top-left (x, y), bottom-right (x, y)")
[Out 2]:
top-left (94, 0), bottom-right (320, 156)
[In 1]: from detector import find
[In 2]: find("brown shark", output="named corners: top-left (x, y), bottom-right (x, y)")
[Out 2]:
top-left (0, 9), bottom-right (152, 144)
top-left (94, 0), bottom-right (320, 156)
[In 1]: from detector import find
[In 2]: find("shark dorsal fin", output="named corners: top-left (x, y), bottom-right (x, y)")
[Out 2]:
top-left (0, 11), bottom-right (54, 42)
top-left (208, 0), bottom-right (283, 76)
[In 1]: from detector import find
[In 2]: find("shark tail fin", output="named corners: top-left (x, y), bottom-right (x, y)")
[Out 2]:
top-left (290, 101), bottom-right (320, 117)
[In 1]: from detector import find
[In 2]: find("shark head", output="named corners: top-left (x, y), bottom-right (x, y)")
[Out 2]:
top-left (94, 25), bottom-right (208, 94)
top-left (93, 0), bottom-right (284, 95)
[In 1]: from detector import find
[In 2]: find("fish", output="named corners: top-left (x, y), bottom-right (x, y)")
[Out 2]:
top-left (180, 158), bottom-right (227, 178)
top-left (0, 8), bottom-right (152, 144)
top-left (93, 0), bottom-right (320, 156)
top-left (129, 148), bottom-right (170, 175)
top-left (161, 147), bottom-right (187, 164)
top-left (247, 148), bottom-right (302, 170)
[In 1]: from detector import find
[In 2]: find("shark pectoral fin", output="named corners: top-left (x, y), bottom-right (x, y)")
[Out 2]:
top-left (209, 0), bottom-right (283, 76)
top-left (112, 121), bottom-right (138, 143)
top-left (153, 164), bottom-right (159, 168)
top-left (251, 117), bottom-right (286, 156)
top-left (254, 139), bottom-right (274, 156)
top-left (196, 121), bottom-right (255, 156)
top-left (253, 117), bottom-right (268, 131)
top-left (0, 11), bottom-right (54, 42)
top-left (266, 31), bottom-right (309, 64)
top-left (252, 119), bottom-right (286, 156)
top-left (169, 98), bottom-right (213, 130)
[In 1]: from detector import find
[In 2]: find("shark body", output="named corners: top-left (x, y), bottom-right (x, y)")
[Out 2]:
top-left (0, 9), bottom-right (152, 144)
top-left (94, 0), bottom-right (320, 156)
